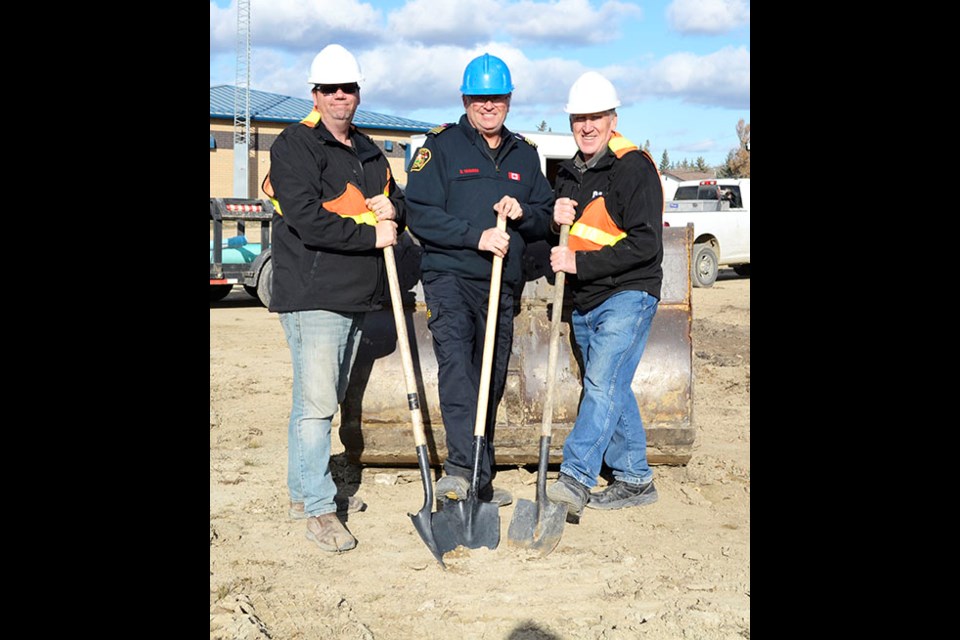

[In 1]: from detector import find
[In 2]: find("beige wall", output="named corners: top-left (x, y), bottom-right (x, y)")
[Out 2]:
top-left (210, 118), bottom-right (418, 199)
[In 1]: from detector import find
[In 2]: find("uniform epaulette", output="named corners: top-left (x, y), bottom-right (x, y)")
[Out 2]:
top-left (514, 133), bottom-right (537, 149)
top-left (427, 123), bottom-right (454, 136)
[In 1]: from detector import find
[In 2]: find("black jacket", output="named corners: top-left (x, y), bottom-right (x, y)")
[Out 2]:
top-left (267, 119), bottom-right (406, 313)
top-left (553, 145), bottom-right (663, 311)
top-left (403, 114), bottom-right (553, 288)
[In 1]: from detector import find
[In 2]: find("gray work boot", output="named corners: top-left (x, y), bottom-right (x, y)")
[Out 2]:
top-left (436, 475), bottom-right (513, 508)
top-left (546, 473), bottom-right (590, 523)
top-left (305, 513), bottom-right (357, 553)
top-left (480, 485), bottom-right (513, 507)
top-left (289, 495), bottom-right (366, 520)
top-left (587, 480), bottom-right (658, 510)
top-left (435, 475), bottom-right (470, 501)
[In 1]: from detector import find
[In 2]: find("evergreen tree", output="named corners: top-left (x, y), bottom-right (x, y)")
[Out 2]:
top-left (659, 150), bottom-right (670, 172)
top-left (718, 119), bottom-right (750, 178)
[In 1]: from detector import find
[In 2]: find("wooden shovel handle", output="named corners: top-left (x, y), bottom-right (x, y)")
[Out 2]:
top-left (541, 224), bottom-right (569, 437)
top-left (474, 214), bottom-right (508, 438)
top-left (383, 244), bottom-right (427, 447)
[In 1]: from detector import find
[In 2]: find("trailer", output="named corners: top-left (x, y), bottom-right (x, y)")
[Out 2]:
top-left (209, 197), bottom-right (275, 306)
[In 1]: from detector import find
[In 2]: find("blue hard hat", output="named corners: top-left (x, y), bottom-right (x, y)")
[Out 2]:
top-left (460, 53), bottom-right (514, 95)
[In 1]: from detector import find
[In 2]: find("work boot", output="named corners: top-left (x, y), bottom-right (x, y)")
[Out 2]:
top-left (479, 484), bottom-right (513, 507)
top-left (546, 473), bottom-right (590, 523)
top-left (587, 480), bottom-right (658, 510)
top-left (305, 513), bottom-right (357, 552)
top-left (289, 495), bottom-right (366, 520)
top-left (435, 475), bottom-right (470, 501)
top-left (436, 475), bottom-right (513, 508)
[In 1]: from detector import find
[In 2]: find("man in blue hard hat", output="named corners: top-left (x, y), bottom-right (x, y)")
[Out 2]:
top-left (404, 53), bottom-right (554, 508)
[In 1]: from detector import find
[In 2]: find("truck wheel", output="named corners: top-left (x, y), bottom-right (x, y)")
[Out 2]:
top-left (733, 264), bottom-right (750, 277)
top-left (210, 284), bottom-right (233, 302)
top-left (691, 244), bottom-right (718, 288)
top-left (256, 258), bottom-right (273, 308)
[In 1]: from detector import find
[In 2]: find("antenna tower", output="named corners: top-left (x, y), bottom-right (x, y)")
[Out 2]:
top-left (233, 0), bottom-right (251, 197)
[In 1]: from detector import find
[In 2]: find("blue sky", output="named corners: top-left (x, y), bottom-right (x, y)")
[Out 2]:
top-left (210, 0), bottom-right (749, 168)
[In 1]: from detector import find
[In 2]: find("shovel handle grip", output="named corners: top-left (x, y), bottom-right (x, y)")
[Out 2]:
top-left (540, 224), bottom-right (569, 437)
top-left (384, 244), bottom-right (427, 447)
top-left (474, 214), bottom-right (508, 438)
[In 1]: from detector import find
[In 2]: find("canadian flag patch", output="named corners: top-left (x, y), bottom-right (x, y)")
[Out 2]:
top-left (508, 172), bottom-right (521, 181)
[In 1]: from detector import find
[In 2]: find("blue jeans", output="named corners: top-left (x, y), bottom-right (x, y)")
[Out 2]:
top-left (559, 290), bottom-right (659, 488)
top-left (279, 309), bottom-right (363, 517)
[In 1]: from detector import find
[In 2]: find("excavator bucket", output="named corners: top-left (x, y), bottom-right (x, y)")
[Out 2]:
top-left (338, 224), bottom-right (694, 467)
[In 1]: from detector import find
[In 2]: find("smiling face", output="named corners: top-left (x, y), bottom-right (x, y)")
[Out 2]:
top-left (570, 110), bottom-right (617, 162)
top-left (462, 93), bottom-right (511, 143)
top-left (312, 83), bottom-right (361, 127)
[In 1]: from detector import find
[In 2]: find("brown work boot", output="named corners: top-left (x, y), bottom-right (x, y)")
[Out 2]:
top-left (289, 495), bottom-right (366, 520)
top-left (305, 513), bottom-right (357, 552)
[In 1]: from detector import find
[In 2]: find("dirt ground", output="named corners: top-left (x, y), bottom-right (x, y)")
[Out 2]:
top-left (210, 268), bottom-right (750, 640)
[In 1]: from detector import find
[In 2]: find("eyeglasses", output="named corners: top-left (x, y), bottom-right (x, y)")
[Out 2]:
top-left (315, 83), bottom-right (359, 95)
top-left (467, 94), bottom-right (510, 104)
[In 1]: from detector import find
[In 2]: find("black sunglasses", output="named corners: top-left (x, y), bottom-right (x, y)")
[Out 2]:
top-left (315, 83), bottom-right (359, 95)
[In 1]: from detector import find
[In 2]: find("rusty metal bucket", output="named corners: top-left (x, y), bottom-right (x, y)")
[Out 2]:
top-left (339, 224), bottom-right (694, 467)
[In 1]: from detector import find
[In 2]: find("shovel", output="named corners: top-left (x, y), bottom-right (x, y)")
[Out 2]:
top-left (507, 224), bottom-right (569, 554)
top-left (383, 243), bottom-right (447, 569)
top-left (431, 214), bottom-right (507, 555)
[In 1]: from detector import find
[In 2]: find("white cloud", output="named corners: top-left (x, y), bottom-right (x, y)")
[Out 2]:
top-left (387, 0), bottom-right (501, 45)
top-left (666, 0), bottom-right (750, 35)
top-left (210, 0), bottom-right (386, 53)
top-left (501, 0), bottom-right (644, 45)
top-left (640, 45), bottom-right (749, 109)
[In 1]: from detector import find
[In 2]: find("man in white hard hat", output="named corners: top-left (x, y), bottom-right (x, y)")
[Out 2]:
top-left (404, 53), bottom-right (554, 509)
top-left (263, 44), bottom-right (405, 552)
top-left (545, 71), bottom-right (664, 523)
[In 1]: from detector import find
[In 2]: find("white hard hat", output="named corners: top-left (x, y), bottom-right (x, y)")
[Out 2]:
top-left (307, 44), bottom-right (364, 85)
top-left (564, 71), bottom-right (621, 114)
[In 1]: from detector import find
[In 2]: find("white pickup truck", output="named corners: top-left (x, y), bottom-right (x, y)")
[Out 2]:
top-left (662, 178), bottom-right (750, 288)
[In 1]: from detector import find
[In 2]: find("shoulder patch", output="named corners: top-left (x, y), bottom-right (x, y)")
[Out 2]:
top-left (427, 123), bottom-right (454, 136)
top-left (514, 133), bottom-right (537, 149)
top-left (409, 147), bottom-right (432, 172)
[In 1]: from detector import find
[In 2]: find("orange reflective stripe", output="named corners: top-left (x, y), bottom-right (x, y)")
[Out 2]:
top-left (568, 197), bottom-right (626, 252)
top-left (324, 183), bottom-right (378, 226)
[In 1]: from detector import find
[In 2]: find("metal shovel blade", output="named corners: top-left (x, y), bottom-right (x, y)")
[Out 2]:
top-left (407, 446), bottom-right (447, 568)
top-left (507, 438), bottom-right (566, 554)
top-left (507, 496), bottom-right (566, 554)
top-left (431, 495), bottom-right (501, 554)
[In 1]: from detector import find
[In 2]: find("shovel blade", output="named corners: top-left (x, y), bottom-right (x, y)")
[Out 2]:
top-left (409, 509), bottom-right (447, 568)
top-left (507, 497), bottom-right (566, 555)
top-left (431, 498), bottom-right (500, 554)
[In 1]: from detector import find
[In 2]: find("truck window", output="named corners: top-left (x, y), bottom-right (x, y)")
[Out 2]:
top-left (722, 187), bottom-right (742, 208)
top-left (674, 186), bottom-right (698, 200)
top-left (698, 185), bottom-right (719, 200)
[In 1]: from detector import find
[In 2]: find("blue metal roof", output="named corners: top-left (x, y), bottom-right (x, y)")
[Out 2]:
top-left (211, 85), bottom-right (437, 133)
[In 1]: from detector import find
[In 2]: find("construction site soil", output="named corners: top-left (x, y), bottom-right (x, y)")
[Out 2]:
top-left (210, 269), bottom-right (750, 640)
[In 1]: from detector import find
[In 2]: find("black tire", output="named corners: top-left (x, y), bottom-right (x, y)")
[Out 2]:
top-left (256, 258), bottom-right (273, 308)
top-left (691, 244), bottom-right (719, 288)
top-left (733, 264), bottom-right (751, 277)
top-left (210, 284), bottom-right (233, 302)
top-left (243, 284), bottom-right (259, 299)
